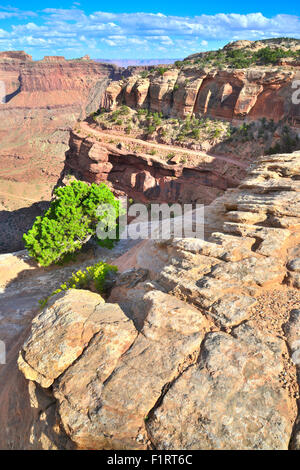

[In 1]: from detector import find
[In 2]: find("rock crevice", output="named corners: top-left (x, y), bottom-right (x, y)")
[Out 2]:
top-left (13, 150), bottom-right (300, 449)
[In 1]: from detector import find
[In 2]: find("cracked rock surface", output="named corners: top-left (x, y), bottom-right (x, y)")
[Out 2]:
top-left (15, 151), bottom-right (300, 449)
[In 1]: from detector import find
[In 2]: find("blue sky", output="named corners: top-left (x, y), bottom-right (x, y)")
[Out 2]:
top-left (0, 2), bottom-right (299, 59)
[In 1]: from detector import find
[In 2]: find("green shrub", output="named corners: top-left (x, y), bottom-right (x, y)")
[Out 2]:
top-left (119, 105), bottom-right (130, 115)
top-left (253, 47), bottom-right (288, 65)
top-left (191, 128), bottom-right (200, 139)
top-left (174, 61), bottom-right (183, 68)
top-left (23, 181), bottom-right (122, 267)
top-left (157, 67), bottom-right (168, 76)
top-left (213, 128), bottom-right (222, 138)
top-left (152, 112), bottom-right (162, 127)
top-left (146, 125), bottom-right (156, 134)
top-left (39, 261), bottom-right (118, 308)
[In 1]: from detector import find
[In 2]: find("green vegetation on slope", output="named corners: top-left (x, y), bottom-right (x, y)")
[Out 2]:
top-left (39, 261), bottom-right (118, 308)
top-left (175, 46), bottom-right (300, 69)
top-left (23, 181), bottom-right (122, 267)
top-left (94, 106), bottom-right (231, 144)
top-left (93, 106), bottom-right (300, 159)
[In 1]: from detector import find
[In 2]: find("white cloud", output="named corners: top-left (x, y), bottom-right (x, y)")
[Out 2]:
top-left (0, 9), bottom-right (299, 58)
top-left (0, 7), bottom-right (36, 19)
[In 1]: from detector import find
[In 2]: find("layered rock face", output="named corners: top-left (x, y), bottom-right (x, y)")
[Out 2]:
top-left (0, 54), bottom-right (123, 253)
top-left (64, 129), bottom-right (243, 204)
top-left (0, 53), bottom-right (120, 107)
top-left (15, 150), bottom-right (300, 450)
top-left (0, 54), bottom-right (121, 214)
top-left (102, 67), bottom-right (300, 125)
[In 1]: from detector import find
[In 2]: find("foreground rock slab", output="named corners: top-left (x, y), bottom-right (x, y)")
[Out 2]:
top-left (18, 289), bottom-right (137, 389)
top-left (54, 290), bottom-right (209, 449)
top-left (147, 324), bottom-right (295, 450)
top-left (16, 151), bottom-right (300, 450)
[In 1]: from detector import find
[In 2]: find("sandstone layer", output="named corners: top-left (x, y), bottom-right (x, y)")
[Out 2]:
top-left (0, 54), bottom-right (121, 215)
top-left (64, 127), bottom-right (244, 204)
top-left (13, 150), bottom-right (300, 450)
top-left (102, 68), bottom-right (300, 125)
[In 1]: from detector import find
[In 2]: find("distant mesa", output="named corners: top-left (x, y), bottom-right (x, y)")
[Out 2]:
top-left (41, 56), bottom-right (67, 62)
top-left (39, 55), bottom-right (92, 62)
top-left (95, 58), bottom-right (181, 67)
top-left (185, 37), bottom-right (300, 60)
top-left (0, 51), bottom-right (32, 61)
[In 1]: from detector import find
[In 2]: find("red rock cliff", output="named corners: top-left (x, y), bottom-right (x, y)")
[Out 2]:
top-left (102, 67), bottom-right (300, 126)
top-left (64, 130), bottom-right (243, 205)
top-left (0, 53), bottom-right (123, 213)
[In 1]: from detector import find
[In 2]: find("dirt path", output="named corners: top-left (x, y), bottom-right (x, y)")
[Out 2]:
top-left (0, 190), bottom-right (37, 204)
top-left (80, 122), bottom-right (248, 169)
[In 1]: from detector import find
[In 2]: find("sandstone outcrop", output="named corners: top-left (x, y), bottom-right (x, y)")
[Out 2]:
top-left (102, 68), bottom-right (300, 125)
top-left (148, 325), bottom-right (293, 450)
top-left (64, 128), bottom-right (244, 204)
top-left (16, 150), bottom-right (300, 450)
top-left (0, 236), bottom-right (140, 449)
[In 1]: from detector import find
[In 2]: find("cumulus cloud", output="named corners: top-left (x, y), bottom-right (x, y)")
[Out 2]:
top-left (0, 6), bottom-right (36, 19)
top-left (0, 9), bottom-right (299, 58)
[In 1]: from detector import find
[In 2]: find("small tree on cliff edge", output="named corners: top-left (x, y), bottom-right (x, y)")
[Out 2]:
top-left (23, 181), bottom-right (121, 267)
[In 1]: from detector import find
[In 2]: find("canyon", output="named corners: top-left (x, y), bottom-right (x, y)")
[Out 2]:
top-left (1, 45), bottom-right (300, 253)
top-left (0, 39), bottom-right (300, 450)
top-left (0, 52), bottom-right (121, 209)
top-left (0, 52), bottom-right (122, 252)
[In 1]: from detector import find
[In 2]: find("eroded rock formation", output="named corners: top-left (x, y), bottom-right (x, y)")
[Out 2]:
top-left (64, 129), bottom-right (244, 204)
top-left (0, 54), bottom-right (122, 214)
top-left (102, 68), bottom-right (300, 125)
top-left (14, 150), bottom-right (300, 450)
top-left (0, 54), bottom-right (125, 253)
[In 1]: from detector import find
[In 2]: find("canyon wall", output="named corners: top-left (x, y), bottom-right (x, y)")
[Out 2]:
top-left (64, 130), bottom-right (244, 205)
top-left (1, 150), bottom-right (299, 449)
top-left (0, 52), bottom-right (121, 107)
top-left (2, 51), bottom-right (300, 254)
top-left (0, 53), bottom-right (123, 252)
top-left (102, 67), bottom-right (300, 125)
top-left (0, 53), bottom-right (122, 210)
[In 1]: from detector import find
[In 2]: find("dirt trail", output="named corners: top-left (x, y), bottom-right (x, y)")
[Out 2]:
top-left (80, 122), bottom-right (248, 169)
top-left (0, 190), bottom-right (37, 204)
